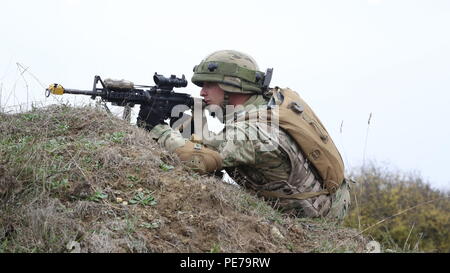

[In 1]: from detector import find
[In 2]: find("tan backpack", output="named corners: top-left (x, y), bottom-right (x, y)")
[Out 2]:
top-left (267, 87), bottom-right (345, 193)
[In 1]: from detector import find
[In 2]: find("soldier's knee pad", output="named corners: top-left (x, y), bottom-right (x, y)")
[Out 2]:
top-left (175, 141), bottom-right (223, 174)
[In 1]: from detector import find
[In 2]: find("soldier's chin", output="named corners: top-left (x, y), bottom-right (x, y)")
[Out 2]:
top-left (207, 103), bottom-right (223, 107)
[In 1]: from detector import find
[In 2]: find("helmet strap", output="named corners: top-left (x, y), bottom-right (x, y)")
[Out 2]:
top-left (221, 91), bottom-right (230, 113)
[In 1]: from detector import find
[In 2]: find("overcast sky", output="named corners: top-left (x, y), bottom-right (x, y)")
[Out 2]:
top-left (1, 0), bottom-right (449, 190)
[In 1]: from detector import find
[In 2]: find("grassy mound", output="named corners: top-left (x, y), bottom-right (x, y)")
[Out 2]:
top-left (0, 105), bottom-right (368, 253)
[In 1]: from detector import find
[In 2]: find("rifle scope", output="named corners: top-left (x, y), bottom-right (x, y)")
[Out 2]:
top-left (153, 73), bottom-right (187, 89)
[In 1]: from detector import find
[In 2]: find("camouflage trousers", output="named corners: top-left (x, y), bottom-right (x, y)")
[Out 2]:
top-left (271, 179), bottom-right (351, 221)
top-left (326, 179), bottom-right (351, 221)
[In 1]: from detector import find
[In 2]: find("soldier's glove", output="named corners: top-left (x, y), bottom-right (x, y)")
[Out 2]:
top-left (137, 102), bottom-right (168, 131)
top-left (174, 141), bottom-right (223, 174)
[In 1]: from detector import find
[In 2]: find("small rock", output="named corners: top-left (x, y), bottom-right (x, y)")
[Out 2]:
top-left (66, 241), bottom-right (81, 253)
top-left (365, 240), bottom-right (381, 253)
top-left (270, 226), bottom-right (285, 240)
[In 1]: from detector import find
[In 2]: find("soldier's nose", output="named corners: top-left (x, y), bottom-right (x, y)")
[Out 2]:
top-left (200, 87), bottom-right (207, 97)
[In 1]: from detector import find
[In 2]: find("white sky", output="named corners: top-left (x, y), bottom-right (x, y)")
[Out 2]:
top-left (1, 0), bottom-right (449, 190)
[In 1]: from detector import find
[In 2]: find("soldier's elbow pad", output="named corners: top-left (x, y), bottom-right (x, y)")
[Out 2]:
top-left (174, 141), bottom-right (223, 174)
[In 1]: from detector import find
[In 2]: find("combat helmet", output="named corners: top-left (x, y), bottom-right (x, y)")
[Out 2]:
top-left (192, 50), bottom-right (269, 94)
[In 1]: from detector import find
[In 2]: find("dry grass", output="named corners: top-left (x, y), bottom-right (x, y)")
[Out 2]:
top-left (0, 104), bottom-right (369, 253)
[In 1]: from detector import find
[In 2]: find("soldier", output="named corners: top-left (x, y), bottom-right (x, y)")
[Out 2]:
top-left (137, 50), bottom-right (351, 220)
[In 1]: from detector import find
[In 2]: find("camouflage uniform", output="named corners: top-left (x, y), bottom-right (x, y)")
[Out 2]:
top-left (150, 97), bottom-right (350, 220)
top-left (149, 50), bottom-right (350, 220)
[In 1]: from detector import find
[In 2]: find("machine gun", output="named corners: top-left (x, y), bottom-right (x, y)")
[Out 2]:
top-left (45, 73), bottom-right (195, 124)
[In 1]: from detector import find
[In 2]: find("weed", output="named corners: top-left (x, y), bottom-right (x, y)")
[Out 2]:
top-left (89, 191), bottom-right (108, 202)
top-left (108, 132), bottom-right (126, 143)
top-left (56, 123), bottom-right (69, 134)
top-left (21, 113), bottom-right (39, 121)
top-left (129, 191), bottom-right (157, 206)
top-left (159, 163), bottom-right (174, 172)
top-left (0, 239), bottom-right (9, 253)
top-left (125, 218), bottom-right (137, 235)
top-left (286, 243), bottom-right (294, 252)
top-left (127, 174), bottom-right (140, 183)
top-left (43, 138), bottom-right (65, 154)
top-left (313, 240), bottom-right (354, 253)
top-left (49, 178), bottom-right (69, 190)
top-left (140, 221), bottom-right (160, 230)
top-left (210, 243), bottom-right (221, 253)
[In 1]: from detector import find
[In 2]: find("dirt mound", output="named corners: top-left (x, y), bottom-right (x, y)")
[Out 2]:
top-left (0, 105), bottom-right (368, 252)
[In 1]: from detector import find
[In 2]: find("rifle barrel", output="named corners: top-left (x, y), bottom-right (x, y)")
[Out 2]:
top-left (63, 88), bottom-right (102, 96)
